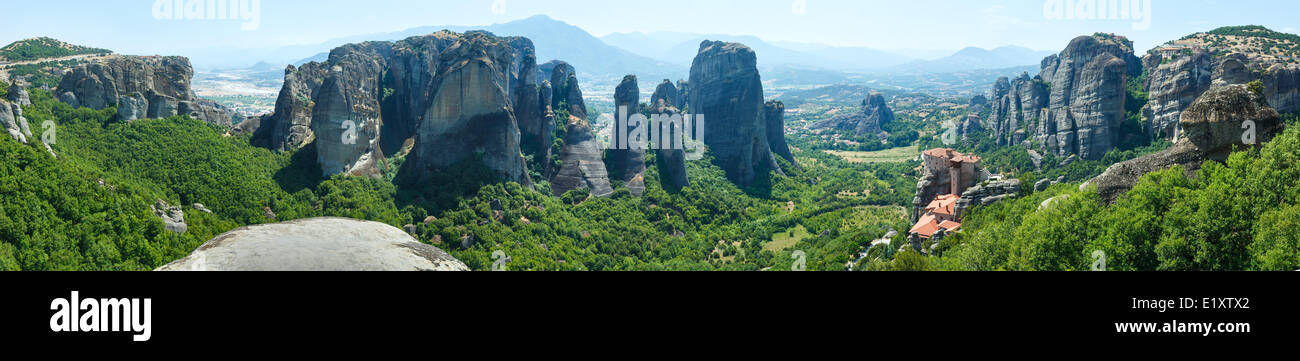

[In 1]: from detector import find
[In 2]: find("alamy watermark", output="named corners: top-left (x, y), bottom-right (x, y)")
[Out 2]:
top-left (152, 0), bottom-right (262, 31)
top-left (1043, 0), bottom-right (1152, 31)
top-left (601, 106), bottom-right (706, 159)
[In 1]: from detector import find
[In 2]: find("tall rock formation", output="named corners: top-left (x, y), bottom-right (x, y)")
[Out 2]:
top-left (985, 73), bottom-right (1049, 146)
top-left (548, 69), bottom-right (613, 197)
top-left (651, 81), bottom-right (690, 190)
top-left (1086, 84), bottom-right (1284, 203)
top-left (253, 63), bottom-right (326, 151)
top-left (1042, 35), bottom-right (1135, 160)
top-left (810, 92), bottom-right (894, 137)
top-left (984, 34), bottom-right (1137, 160)
top-left (247, 31), bottom-right (542, 185)
top-left (310, 42), bottom-right (392, 178)
top-left (688, 40), bottom-right (783, 188)
top-left (55, 55), bottom-right (235, 127)
top-left (607, 75), bottom-right (647, 196)
top-left (765, 100), bottom-right (797, 167)
top-left (402, 32), bottom-right (533, 187)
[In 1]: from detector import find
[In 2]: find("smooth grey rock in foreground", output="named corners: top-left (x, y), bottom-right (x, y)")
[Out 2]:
top-left (157, 217), bottom-right (469, 271)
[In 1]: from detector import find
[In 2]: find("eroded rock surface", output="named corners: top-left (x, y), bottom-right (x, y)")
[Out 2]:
top-left (157, 217), bottom-right (468, 271)
top-left (688, 40), bottom-right (782, 187)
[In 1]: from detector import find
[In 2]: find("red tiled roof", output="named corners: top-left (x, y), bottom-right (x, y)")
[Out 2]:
top-left (938, 221), bottom-right (962, 233)
top-left (910, 214), bottom-right (940, 237)
top-left (925, 194), bottom-right (961, 216)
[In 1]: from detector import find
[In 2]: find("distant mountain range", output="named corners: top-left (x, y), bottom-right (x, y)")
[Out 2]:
top-left (882, 46), bottom-right (1057, 74)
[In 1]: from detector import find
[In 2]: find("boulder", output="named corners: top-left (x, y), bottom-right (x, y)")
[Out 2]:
top-left (1086, 84), bottom-right (1283, 203)
top-left (688, 40), bottom-right (783, 187)
top-left (156, 217), bottom-right (468, 271)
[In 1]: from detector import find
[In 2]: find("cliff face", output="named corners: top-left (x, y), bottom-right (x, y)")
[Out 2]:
top-left (688, 40), bottom-right (782, 187)
top-left (1043, 36), bottom-right (1134, 160)
top-left (402, 32), bottom-right (533, 187)
top-left (55, 55), bottom-right (235, 127)
top-left (1086, 84), bottom-right (1284, 203)
top-left (1142, 49), bottom-right (1213, 141)
top-left (310, 42), bottom-right (391, 178)
top-left (986, 73), bottom-right (1049, 146)
top-left (607, 75), bottom-right (647, 196)
top-left (810, 92), bottom-right (894, 137)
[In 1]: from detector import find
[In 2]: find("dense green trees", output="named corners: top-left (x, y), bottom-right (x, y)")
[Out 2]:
top-left (918, 125), bottom-right (1300, 271)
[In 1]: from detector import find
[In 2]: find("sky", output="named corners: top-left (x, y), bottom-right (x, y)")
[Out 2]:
top-left (2, 0), bottom-right (1297, 59)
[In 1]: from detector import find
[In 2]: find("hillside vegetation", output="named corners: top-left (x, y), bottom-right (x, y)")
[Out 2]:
top-left (0, 37), bottom-right (110, 62)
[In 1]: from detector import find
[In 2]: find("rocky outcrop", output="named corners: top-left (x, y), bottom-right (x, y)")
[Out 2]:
top-left (55, 55), bottom-right (235, 127)
top-left (765, 100), bottom-right (797, 167)
top-left (548, 69), bottom-right (612, 197)
top-left (156, 217), bottom-right (468, 271)
top-left (607, 75), bottom-right (647, 196)
top-left (1, 98), bottom-right (27, 144)
top-left (653, 79), bottom-right (683, 108)
top-left (1142, 49), bottom-right (1213, 141)
top-left (151, 200), bottom-right (187, 234)
top-left (1263, 64), bottom-right (1300, 114)
top-left (810, 92), bottom-right (894, 137)
top-left (1, 81), bottom-right (33, 144)
top-left (955, 179), bottom-right (1021, 218)
top-left (252, 63), bottom-right (326, 151)
top-left (688, 40), bottom-right (783, 187)
top-left (1086, 84), bottom-right (1283, 203)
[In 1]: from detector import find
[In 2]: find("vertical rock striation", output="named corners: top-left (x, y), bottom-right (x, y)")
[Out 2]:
top-left (688, 40), bottom-right (782, 188)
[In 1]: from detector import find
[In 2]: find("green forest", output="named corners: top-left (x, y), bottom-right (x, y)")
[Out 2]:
top-left (0, 88), bottom-right (914, 271)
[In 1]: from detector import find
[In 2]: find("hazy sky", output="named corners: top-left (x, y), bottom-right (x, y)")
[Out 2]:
top-left (2, 0), bottom-right (1296, 56)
